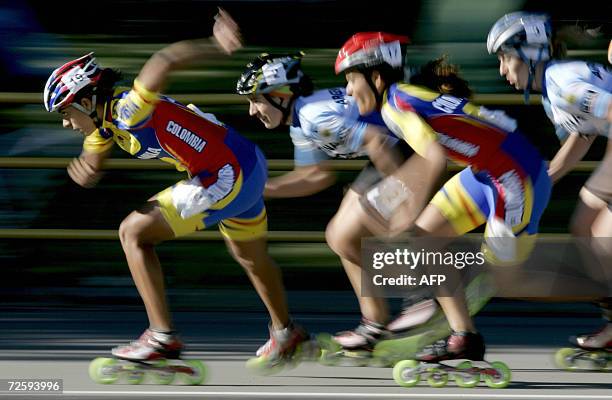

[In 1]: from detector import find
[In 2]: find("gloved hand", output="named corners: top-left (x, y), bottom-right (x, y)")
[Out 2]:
top-left (171, 178), bottom-right (213, 219)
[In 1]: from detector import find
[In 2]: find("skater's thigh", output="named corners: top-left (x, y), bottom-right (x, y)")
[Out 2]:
top-left (326, 189), bottom-right (373, 245)
top-left (224, 235), bottom-right (271, 267)
top-left (425, 168), bottom-right (487, 237)
top-left (119, 201), bottom-right (175, 245)
top-left (571, 188), bottom-right (610, 236)
top-left (414, 204), bottom-right (458, 238)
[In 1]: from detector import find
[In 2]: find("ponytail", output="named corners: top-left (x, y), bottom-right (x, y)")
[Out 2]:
top-left (409, 56), bottom-right (472, 98)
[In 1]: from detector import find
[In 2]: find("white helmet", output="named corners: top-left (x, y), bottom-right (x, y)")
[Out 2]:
top-left (487, 12), bottom-right (552, 102)
top-left (487, 12), bottom-right (552, 62)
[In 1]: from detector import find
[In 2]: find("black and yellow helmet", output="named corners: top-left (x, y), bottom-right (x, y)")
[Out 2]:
top-left (236, 52), bottom-right (312, 97)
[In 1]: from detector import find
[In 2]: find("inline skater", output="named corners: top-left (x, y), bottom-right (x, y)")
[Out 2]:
top-left (335, 32), bottom-right (551, 383)
top-left (43, 9), bottom-right (309, 380)
top-left (488, 12), bottom-right (611, 369)
top-left (236, 48), bottom-right (446, 364)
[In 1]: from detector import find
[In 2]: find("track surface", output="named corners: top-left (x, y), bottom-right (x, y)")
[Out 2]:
top-left (1, 299), bottom-right (611, 400)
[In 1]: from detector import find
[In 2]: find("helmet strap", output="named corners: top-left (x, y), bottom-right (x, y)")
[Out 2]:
top-left (88, 94), bottom-right (103, 128)
top-left (263, 94), bottom-right (296, 125)
top-left (517, 47), bottom-right (544, 104)
top-left (71, 93), bottom-right (103, 128)
top-left (360, 68), bottom-right (384, 108)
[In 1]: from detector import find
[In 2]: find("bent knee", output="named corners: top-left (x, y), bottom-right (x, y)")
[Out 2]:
top-left (119, 215), bottom-right (141, 246)
top-left (228, 241), bottom-right (271, 273)
top-left (325, 218), bottom-right (360, 262)
top-left (119, 213), bottom-right (158, 247)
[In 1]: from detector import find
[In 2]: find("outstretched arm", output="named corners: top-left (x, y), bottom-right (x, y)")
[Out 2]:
top-left (136, 8), bottom-right (242, 93)
top-left (265, 164), bottom-right (337, 198)
top-left (548, 132), bottom-right (596, 184)
top-left (362, 125), bottom-right (407, 176)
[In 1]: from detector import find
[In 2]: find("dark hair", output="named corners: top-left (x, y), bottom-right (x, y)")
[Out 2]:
top-left (75, 68), bottom-right (122, 105)
top-left (409, 56), bottom-right (472, 98)
top-left (374, 63), bottom-right (405, 86)
top-left (291, 73), bottom-right (314, 97)
top-left (349, 63), bottom-right (405, 87)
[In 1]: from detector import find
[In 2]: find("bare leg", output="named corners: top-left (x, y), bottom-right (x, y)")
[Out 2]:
top-left (326, 190), bottom-right (389, 324)
top-left (118, 202), bottom-right (176, 331)
top-left (413, 205), bottom-right (475, 333)
top-left (570, 188), bottom-right (607, 237)
top-left (571, 189), bottom-right (612, 288)
top-left (225, 236), bottom-right (290, 330)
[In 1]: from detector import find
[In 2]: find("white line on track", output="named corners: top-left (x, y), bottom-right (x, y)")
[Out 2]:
top-left (45, 391), bottom-right (612, 399)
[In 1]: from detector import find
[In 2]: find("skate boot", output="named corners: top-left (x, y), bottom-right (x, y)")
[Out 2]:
top-left (318, 317), bottom-right (387, 367)
top-left (88, 329), bottom-right (206, 385)
top-left (246, 321), bottom-right (315, 375)
top-left (373, 273), bottom-right (497, 365)
top-left (112, 329), bottom-right (184, 361)
top-left (393, 331), bottom-right (511, 388)
top-left (555, 322), bottom-right (612, 371)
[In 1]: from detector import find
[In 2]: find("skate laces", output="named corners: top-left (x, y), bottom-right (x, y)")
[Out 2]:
top-left (355, 320), bottom-right (385, 341)
top-left (422, 331), bottom-right (475, 356)
top-left (422, 338), bottom-right (449, 357)
top-left (131, 329), bottom-right (178, 350)
top-left (257, 322), bottom-right (303, 357)
top-left (337, 318), bottom-right (386, 344)
top-left (128, 329), bottom-right (155, 349)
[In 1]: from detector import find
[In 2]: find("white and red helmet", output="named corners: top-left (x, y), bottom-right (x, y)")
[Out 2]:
top-left (43, 52), bottom-right (103, 112)
top-left (335, 32), bottom-right (409, 75)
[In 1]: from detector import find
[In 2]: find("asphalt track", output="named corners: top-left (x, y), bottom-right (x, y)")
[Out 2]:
top-left (1, 301), bottom-right (611, 400)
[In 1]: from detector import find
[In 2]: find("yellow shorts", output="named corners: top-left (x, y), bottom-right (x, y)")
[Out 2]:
top-left (155, 150), bottom-right (269, 241)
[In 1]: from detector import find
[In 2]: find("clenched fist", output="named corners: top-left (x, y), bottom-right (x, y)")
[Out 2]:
top-left (67, 157), bottom-right (103, 188)
top-left (212, 8), bottom-right (243, 55)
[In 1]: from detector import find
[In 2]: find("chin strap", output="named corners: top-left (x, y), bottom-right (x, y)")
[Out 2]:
top-left (517, 47), bottom-right (544, 104)
top-left (263, 94), bottom-right (296, 125)
top-left (359, 68), bottom-right (384, 108)
top-left (71, 93), bottom-right (103, 128)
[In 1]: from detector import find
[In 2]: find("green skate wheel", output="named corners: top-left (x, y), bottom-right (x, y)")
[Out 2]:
top-left (483, 361), bottom-right (511, 389)
top-left (123, 364), bottom-right (145, 385)
top-left (316, 333), bottom-right (341, 352)
top-left (319, 349), bottom-right (339, 366)
top-left (300, 339), bottom-right (323, 362)
top-left (393, 359), bottom-right (420, 387)
top-left (181, 360), bottom-right (207, 385)
top-left (554, 347), bottom-right (578, 370)
top-left (285, 342), bottom-right (310, 369)
top-left (151, 360), bottom-right (175, 385)
top-left (245, 355), bottom-right (283, 376)
top-left (340, 350), bottom-right (371, 367)
top-left (426, 367), bottom-right (448, 388)
top-left (588, 351), bottom-right (609, 370)
top-left (88, 357), bottom-right (119, 384)
top-left (454, 361), bottom-right (479, 388)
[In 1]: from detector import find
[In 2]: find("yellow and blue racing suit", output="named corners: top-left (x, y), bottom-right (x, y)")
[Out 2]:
top-left (83, 80), bottom-right (267, 241)
top-left (382, 84), bottom-right (552, 264)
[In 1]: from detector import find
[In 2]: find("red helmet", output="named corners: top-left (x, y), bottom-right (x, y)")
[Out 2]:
top-left (44, 52), bottom-right (103, 112)
top-left (335, 32), bottom-right (409, 75)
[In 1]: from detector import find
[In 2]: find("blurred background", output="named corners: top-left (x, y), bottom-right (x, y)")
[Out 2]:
top-left (0, 0), bottom-right (610, 313)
